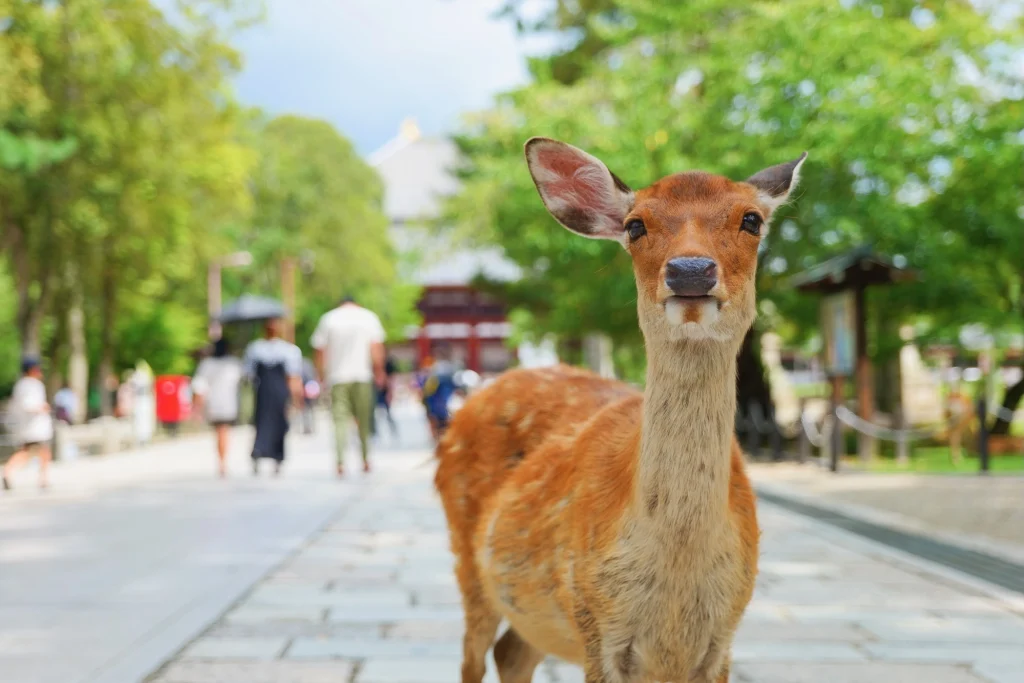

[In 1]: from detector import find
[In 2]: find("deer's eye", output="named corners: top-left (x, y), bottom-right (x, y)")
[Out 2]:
top-left (626, 219), bottom-right (647, 241)
top-left (741, 213), bottom-right (763, 236)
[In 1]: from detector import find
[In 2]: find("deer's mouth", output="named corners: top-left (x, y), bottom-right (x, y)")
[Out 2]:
top-left (663, 295), bottom-right (724, 330)
top-left (664, 295), bottom-right (722, 309)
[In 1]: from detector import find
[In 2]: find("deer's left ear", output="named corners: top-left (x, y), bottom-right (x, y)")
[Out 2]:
top-left (746, 151), bottom-right (808, 213)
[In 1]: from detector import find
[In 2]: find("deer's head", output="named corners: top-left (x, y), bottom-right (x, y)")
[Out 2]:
top-left (525, 138), bottom-right (805, 348)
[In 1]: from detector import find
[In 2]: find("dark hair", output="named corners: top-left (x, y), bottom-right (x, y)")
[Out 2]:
top-left (340, 293), bottom-right (356, 305)
top-left (21, 357), bottom-right (40, 375)
top-left (213, 337), bottom-right (230, 358)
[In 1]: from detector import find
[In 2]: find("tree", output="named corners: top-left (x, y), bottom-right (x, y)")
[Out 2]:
top-left (497, 0), bottom-right (622, 85)
top-left (445, 0), bottom-right (1024, 415)
top-left (1, 0), bottom-right (260, 413)
top-left (0, 0), bottom-right (78, 358)
top-left (228, 114), bottom-right (420, 353)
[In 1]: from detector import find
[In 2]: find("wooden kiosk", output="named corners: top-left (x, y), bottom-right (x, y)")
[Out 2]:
top-left (788, 245), bottom-right (917, 470)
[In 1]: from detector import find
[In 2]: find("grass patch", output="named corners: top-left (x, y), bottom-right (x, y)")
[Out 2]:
top-left (792, 382), bottom-right (829, 399)
top-left (859, 446), bottom-right (1024, 475)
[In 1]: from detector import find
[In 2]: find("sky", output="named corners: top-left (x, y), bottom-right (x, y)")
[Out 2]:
top-left (233, 0), bottom-right (551, 157)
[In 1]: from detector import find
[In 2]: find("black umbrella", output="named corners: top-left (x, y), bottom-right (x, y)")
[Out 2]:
top-left (218, 295), bottom-right (287, 324)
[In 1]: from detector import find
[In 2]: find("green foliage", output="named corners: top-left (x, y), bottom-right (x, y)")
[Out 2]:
top-left (226, 114), bottom-right (420, 354)
top-left (0, 131), bottom-right (77, 172)
top-left (1, 2), bottom-right (416, 400)
top-left (0, 0), bottom-right (260, 382)
top-left (498, 0), bottom-right (622, 84)
top-left (448, 0), bottom-right (1024, 369)
top-left (0, 263), bottom-right (19, 394)
top-left (0, 1), bottom-right (411, 410)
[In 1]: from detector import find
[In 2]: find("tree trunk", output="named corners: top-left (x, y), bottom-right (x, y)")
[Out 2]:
top-left (582, 333), bottom-right (615, 378)
top-left (736, 326), bottom-right (774, 428)
top-left (68, 288), bottom-right (88, 423)
top-left (8, 211), bottom-right (54, 360)
top-left (873, 308), bottom-right (902, 416)
top-left (44, 307), bottom-right (66, 395)
top-left (558, 337), bottom-right (584, 367)
top-left (8, 220), bottom-right (39, 358)
top-left (17, 280), bottom-right (49, 359)
top-left (19, 312), bottom-right (43, 359)
top-left (98, 268), bottom-right (117, 417)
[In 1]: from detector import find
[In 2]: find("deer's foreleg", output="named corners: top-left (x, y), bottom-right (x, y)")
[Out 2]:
top-left (456, 559), bottom-right (501, 683)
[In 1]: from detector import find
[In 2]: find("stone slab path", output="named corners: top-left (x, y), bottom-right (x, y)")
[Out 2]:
top-left (0, 406), bottom-right (427, 683)
top-left (148, 452), bottom-right (1024, 683)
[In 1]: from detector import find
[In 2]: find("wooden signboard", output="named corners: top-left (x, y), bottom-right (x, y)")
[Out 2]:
top-left (821, 291), bottom-right (856, 378)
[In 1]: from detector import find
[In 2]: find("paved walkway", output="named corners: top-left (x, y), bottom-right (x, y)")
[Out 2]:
top-left (0, 406), bottom-right (428, 683)
top-left (149, 453), bottom-right (1024, 682)
top-left (749, 463), bottom-right (1024, 563)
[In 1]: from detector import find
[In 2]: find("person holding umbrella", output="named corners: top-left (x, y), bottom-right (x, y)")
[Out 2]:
top-left (239, 311), bottom-right (303, 476)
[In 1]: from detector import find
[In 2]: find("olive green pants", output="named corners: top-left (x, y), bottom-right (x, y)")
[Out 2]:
top-left (330, 382), bottom-right (374, 467)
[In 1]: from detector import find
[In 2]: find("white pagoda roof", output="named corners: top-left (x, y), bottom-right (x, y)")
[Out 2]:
top-left (369, 119), bottom-right (520, 287)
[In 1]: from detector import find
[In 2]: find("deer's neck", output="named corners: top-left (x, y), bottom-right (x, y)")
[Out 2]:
top-left (637, 338), bottom-right (737, 533)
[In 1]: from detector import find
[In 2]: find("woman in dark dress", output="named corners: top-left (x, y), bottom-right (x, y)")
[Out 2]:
top-left (243, 317), bottom-right (303, 476)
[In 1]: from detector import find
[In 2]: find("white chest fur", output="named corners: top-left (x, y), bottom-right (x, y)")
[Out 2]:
top-left (591, 519), bottom-right (742, 682)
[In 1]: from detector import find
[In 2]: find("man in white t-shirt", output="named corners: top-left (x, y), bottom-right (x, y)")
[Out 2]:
top-left (3, 358), bottom-right (54, 491)
top-left (311, 295), bottom-right (386, 476)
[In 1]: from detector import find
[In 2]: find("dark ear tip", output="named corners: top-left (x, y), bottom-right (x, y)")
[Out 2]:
top-left (524, 136), bottom-right (557, 153)
top-left (798, 151), bottom-right (809, 162)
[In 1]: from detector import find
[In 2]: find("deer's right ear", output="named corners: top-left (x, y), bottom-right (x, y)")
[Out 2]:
top-left (525, 137), bottom-right (633, 242)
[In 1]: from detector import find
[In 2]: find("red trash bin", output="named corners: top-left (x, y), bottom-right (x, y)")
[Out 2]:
top-left (155, 375), bottom-right (192, 425)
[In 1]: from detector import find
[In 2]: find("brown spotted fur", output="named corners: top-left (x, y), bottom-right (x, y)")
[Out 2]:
top-left (435, 140), bottom-right (803, 683)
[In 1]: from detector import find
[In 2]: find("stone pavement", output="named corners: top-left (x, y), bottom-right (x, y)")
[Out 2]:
top-left (0, 406), bottom-right (430, 683)
top-left (748, 463), bottom-right (1024, 563)
top-left (149, 451), bottom-right (1024, 683)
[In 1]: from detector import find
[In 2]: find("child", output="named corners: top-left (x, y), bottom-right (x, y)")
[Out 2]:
top-left (3, 358), bottom-right (54, 491)
top-left (421, 354), bottom-right (460, 441)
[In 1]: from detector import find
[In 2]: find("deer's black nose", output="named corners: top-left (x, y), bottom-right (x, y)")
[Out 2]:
top-left (665, 257), bottom-right (718, 297)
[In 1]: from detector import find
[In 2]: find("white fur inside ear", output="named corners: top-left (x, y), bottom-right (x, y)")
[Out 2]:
top-left (526, 139), bottom-right (633, 240)
top-left (758, 191), bottom-right (788, 214)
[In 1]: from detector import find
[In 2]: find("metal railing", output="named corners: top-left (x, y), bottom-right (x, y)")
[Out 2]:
top-left (735, 402), bottom-right (786, 462)
top-left (747, 393), bottom-right (1017, 475)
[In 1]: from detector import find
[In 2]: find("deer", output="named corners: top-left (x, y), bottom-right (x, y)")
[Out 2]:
top-left (434, 136), bottom-right (806, 683)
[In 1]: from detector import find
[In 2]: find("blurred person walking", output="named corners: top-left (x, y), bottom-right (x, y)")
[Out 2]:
top-left (420, 346), bottom-right (460, 442)
top-left (3, 358), bottom-right (54, 491)
top-left (192, 337), bottom-right (245, 477)
top-left (244, 317), bottom-right (303, 477)
top-left (130, 360), bottom-right (156, 445)
top-left (116, 370), bottom-right (135, 419)
top-left (104, 373), bottom-right (120, 417)
top-left (53, 383), bottom-right (78, 425)
top-left (300, 358), bottom-right (319, 434)
top-left (311, 294), bottom-right (386, 477)
top-left (372, 355), bottom-right (399, 440)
